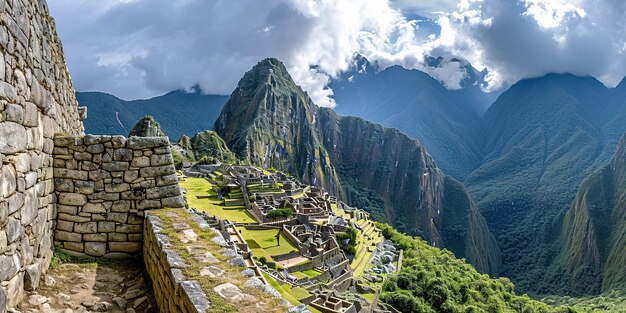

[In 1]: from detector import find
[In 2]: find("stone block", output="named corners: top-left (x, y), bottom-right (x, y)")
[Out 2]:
top-left (83, 202), bottom-right (106, 213)
top-left (105, 183), bottom-right (129, 193)
top-left (107, 212), bottom-right (128, 223)
top-left (161, 195), bottom-right (185, 208)
top-left (108, 233), bottom-right (127, 242)
top-left (109, 242), bottom-right (141, 253)
top-left (7, 192), bottom-right (25, 215)
top-left (55, 230), bottom-right (82, 242)
top-left (114, 148), bottom-right (133, 161)
top-left (58, 213), bottom-right (90, 223)
top-left (54, 168), bottom-right (88, 180)
top-left (128, 234), bottom-right (143, 241)
top-left (127, 137), bottom-right (169, 149)
top-left (75, 180), bottom-right (95, 194)
top-left (156, 174), bottom-right (179, 187)
top-left (0, 231), bottom-right (6, 254)
top-left (74, 222), bottom-right (98, 233)
top-left (5, 218), bottom-right (20, 243)
top-left (140, 164), bottom-right (176, 178)
top-left (0, 254), bottom-right (20, 281)
top-left (102, 161), bottom-right (130, 172)
top-left (0, 164), bottom-right (16, 197)
top-left (150, 153), bottom-right (173, 166)
top-left (116, 224), bottom-right (142, 233)
top-left (56, 220), bottom-right (74, 232)
top-left (89, 169), bottom-right (110, 181)
top-left (57, 205), bottom-right (78, 215)
top-left (58, 193), bottom-right (88, 206)
top-left (131, 156), bottom-right (150, 168)
top-left (86, 144), bottom-right (104, 154)
top-left (5, 103), bottom-right (24, 123)
top-left (124, 170), bottom-right (139, 183)
top-left (137, 200), bottom-right (160, 210)
top-left (54, 178), bottom-right (74, 192)
top-left (24, 263), bottom-right (41, 291)
top-left (53, 136), bottom-right (80, 147)
top-left (98, 221), bottom-right (116, 233)
top-left (147, 185), bottom-right (181, 200)
top-left (22, 102), bottom-right (38, 127)
top-left (85, 242), bottom-right (106, 257)
top-left (0, 122), bottom-right (27, 154)
top-left (111, 200), bottom-right (130, 212)
top-left (64, 241), bottom-right (84, 252)
top-left (5, 272), bottom-right (24, 308)
top-left (74, 151), bottom-right (92, 161)
top-left (83, 233), bottom-right (108, 242)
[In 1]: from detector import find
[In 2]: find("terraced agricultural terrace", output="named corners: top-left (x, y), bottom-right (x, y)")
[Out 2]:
top-left (178, 164), bottom-right (401, 312)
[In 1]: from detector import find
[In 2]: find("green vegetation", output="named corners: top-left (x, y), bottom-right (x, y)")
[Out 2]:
top-left (376, 223), bottom-right (579, 313)
top-left (266, 208), bottom-right (294, 219)
top-left (180, 177), bottom-right (256, 223)
top-left (336, 227), bottom-right (358, 256)
top-left (237, 228), bottom-right (298, 260)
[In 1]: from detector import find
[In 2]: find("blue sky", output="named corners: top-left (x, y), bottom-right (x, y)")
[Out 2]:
top-left (48, 0), bottom-right (626, 107)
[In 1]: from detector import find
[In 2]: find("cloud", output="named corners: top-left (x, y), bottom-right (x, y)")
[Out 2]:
top-left (48, 0), bottom-right (626, 107)
top-left (426, 0), bottom-right (626, 90)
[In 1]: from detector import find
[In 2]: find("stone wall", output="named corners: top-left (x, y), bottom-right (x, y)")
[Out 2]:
top-left (143, 214), bottom-right (210, 313)
top-left (0, 0), bottom-right (85, 309)
top-left (52, 135), bottom-right (184, 258)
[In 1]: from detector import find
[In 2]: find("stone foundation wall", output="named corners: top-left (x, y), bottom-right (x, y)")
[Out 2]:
top-left (143, 214), bottom-right (210, 313)
top-left (52, 135), bottom-right (184, 258)
top-left (0, 0), bottom-right (85, 310)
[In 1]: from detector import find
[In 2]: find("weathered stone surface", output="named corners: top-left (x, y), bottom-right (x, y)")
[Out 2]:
top-left (161, 196), bottom-right (185, 208)
top-left (55, 230), bottom-right (82, 242)
top-left (83, 202), bottom-right (106, 213)
top-left (58, 193), bottom-right (88, 206)
top-left (180, 281), bottom-right (211, 312)
top-left (74, 222), bottom-right (98, 234)
top-left (98, 221), bottom-right (116, 233)
top-left (74, 180), bottom-right (95, 194)
top-left (213, 283), bottom-right (245, 302)
top-left (0, 254), bottom-right (20, 281)
top-left (200, 266), bottom-right (224, 278)
top-left (0, 164), bottom-right (17, 197)
top-left (127, 137), bottom-right (169, 149)
top-left (140, 165), bottom-right (176, 178)
top-left (84, 242), bottom-right (106, 257)
top-left (24, 263), bottom-right (41, 291)
top-left (0, 122), bottom-right (27, 154)
top-left (109, 242), bottom-right (141, 253)
top-left (146, 185), bottom-right (180, 199)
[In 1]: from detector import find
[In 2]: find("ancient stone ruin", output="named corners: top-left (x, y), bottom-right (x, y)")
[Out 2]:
top-left (0, 0), bottom-right (188, 311)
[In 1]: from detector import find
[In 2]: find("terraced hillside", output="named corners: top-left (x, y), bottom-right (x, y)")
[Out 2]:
top-left (214, 58), bottom-right (501, 276)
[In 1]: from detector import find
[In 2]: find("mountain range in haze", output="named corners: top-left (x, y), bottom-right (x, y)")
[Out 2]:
top-left (78, 55), bottom-right (626, 297)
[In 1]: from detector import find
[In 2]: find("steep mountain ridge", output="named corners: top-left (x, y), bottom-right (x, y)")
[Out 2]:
top-left (464, 73), bottom-right (626, 295)
top-left (77, 90), bottom-right (228, 140)
top-left (549, 133), bottom-right (626, 295)
top-left (330, 56), bottom-right (488, 180)
top-left (215, 58), bottom-right (501, 275)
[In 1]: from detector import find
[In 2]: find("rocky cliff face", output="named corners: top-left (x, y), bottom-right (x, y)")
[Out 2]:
top-left (550, 133), bottom-right (626, 295)
top-left (215, 58), bottom-right (501, 275)
top-left (214, 58), bottom-right (341, 193)
top-left (129, 116), bottom-right (165, 137)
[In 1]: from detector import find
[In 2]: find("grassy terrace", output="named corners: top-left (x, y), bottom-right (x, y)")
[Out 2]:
top-left (262, 273), bottom-right (321, 313)
top-left (237, 227), bottom-right (299, 263)
top-left (330, 206), bottom-right (383, 277)
top-left (148, 208), bottom-right (285, 313)
top-left (179, 177), bottom-right (256, 223)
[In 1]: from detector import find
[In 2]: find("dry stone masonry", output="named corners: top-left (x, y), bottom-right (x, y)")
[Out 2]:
top-left (53, 135), bottom-right (185, 258)
top-left (0, 0), bottom-right (85, 309)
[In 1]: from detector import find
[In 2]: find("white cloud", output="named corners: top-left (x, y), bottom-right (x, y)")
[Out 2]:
top-left (48, 0), bottom-right (626, 106)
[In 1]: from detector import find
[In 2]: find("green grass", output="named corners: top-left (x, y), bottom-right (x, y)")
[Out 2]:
top-left (238, 228), bottom-right (298, 256)
top-left (180, 177), bottom-right (257, 223)
top-left (262, 273), bottom-right (320, 313)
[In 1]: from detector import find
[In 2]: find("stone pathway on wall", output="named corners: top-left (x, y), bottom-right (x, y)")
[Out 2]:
top-left (16, 261), bottom-right (155, 313)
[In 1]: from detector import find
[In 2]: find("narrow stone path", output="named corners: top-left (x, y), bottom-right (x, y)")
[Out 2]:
top-left (17, 261), bottom-right (156, 313)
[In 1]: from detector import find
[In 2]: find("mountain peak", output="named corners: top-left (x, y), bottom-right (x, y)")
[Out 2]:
top-left (128, 115), bottom-right (166, 137)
